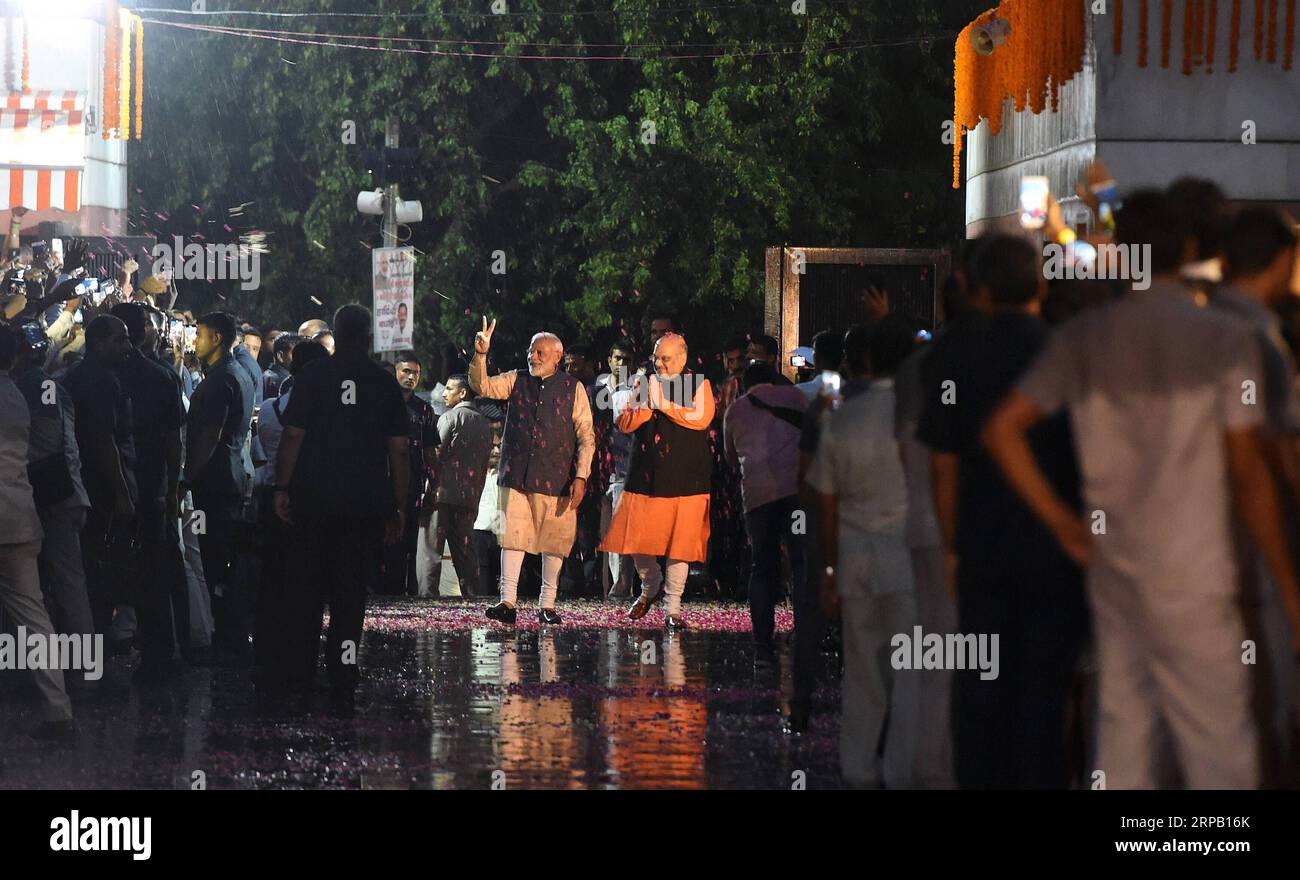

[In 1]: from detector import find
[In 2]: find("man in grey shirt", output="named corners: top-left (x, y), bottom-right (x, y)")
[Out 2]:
top-left (1211, 206), bottom-right (1300, 779)
top-left (428, 374), bottom-right (493, 597)
top-left (983, 191), bottom-right (1300, 789)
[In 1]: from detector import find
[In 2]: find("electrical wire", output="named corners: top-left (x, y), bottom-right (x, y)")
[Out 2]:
top-left (143, 18), bottom-right (947, 61)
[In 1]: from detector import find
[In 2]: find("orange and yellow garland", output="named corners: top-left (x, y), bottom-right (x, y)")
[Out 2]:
top-left (134, 11), bottom-right (144, 138)
top-left (952, 1), bottom-right (1087, 188)
top-left (955, 0), bottom-right (1299, 188)
top-left (100, 2), bottom-right (144, 141)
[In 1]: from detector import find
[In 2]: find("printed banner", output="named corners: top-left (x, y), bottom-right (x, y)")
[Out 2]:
top-left (372, 245), bottom-right (414, 353)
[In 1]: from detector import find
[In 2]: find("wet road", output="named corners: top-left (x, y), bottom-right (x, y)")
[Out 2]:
top-left (0, 600), bottom-right (843, 789)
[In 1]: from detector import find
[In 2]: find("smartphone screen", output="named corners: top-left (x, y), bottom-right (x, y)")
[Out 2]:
top-left (51, 239), bottom-right (63, 264)
top-left (1019, 176), bottom-right (1050, 230)
top-left (169, 319), bottom-right (185, 350)
top-left (73, 309), bottom-right (83, 324)
top-left (184, 325), bottom-right (197, 352)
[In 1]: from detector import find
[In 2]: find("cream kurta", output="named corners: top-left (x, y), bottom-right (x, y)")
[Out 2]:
top-left (469, 358), bottom-right (596, 556)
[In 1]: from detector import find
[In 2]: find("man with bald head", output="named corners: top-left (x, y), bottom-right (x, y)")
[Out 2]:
top-left (469, 318), bottom-right (595, 624)
top-left (600, 332), bottom-right (715, 629)
top-left (297, 318), bottom-right (329, 339)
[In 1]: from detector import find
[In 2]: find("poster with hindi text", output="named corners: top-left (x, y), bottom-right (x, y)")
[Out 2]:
top-left (372, 246), bottom-right (415, 353)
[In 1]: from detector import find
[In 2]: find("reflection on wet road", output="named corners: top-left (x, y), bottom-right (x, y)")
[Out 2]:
top-left (1, 600), bottom-right (842, 789)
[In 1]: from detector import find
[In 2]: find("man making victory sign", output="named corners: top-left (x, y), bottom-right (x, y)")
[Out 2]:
top-left (469, 316), bottom-right (596, 624)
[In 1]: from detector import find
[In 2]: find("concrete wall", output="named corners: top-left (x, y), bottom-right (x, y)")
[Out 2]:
top-left (965, 8), bottom-right (1300, 236)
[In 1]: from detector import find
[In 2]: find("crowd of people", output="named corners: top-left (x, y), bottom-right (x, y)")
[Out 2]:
top-left (2, 164), bottom-right (1299, 789)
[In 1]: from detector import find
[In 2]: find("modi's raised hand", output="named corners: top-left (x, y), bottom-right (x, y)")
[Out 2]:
top-left (474, 315), bottom-right (497, 354)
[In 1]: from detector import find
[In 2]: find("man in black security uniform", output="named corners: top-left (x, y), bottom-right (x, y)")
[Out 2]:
top-left (63, 315), bottom-right (137, 638)
top-left (272, 304), bottom-right (409, 713)
top-left (184, 311), bottom-right (255, 659)
top-left (381, 351), bottom-right (439, 595)
top-left (916, 236), bottom-right (1087, 789)
top-left (109, 303), bottom-right (185, 680)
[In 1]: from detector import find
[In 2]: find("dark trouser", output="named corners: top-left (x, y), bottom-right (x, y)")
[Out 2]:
top-left (80, 505), bottom-right (115, 636)
top-left (80, 501), bottom-right (174, 664)
top-left (953, 561), bottom-right (1087, 790)
top-left (274, 510), bottom-right (384, 694)
top-left (132, 499), bottom-right (175, 666)
top-left (381, 500), bottom-right (420, 595)
top-left (191, 490), bottom-right (245, 648)
top-left (744, 495), bottom-right (805, 651)
top-left (710, 459), bottom-right (749, 599)
top-left (792, 501), bottom-right (829, 716)
top-left (473, 529), bottom-right (500, 599)
top-left (254, 487), bottom-right (291, 673)
top-left (431, 503), bottom-right (480, 597)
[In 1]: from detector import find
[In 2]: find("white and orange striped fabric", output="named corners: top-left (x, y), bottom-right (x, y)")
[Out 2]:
top-left (4, 91), bottom-right (84, 112)
top-left (0, 91), bottom-right (84, 212)
top-left (0, 168), bottom-right (81, 212)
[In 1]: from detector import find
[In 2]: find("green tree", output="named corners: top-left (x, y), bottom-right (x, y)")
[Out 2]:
top-left (131, 0), bottom-right (984, 374)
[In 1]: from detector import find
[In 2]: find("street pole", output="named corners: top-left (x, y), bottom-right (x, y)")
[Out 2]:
top-left (380, 116), bottom-right (399, 363)
top-left (382, 116), bottom-right (400, 249)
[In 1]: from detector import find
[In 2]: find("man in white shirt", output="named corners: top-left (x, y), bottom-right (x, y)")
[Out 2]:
top-left (984, 191), bottom-right (1300, 789)
top-left (807, 316), bottom-right (920, 788)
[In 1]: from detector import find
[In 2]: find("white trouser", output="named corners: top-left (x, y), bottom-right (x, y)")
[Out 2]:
top-left (499, 549), bottom-right (563, 609)
top-left (0, 541), bottom-right (73, 722)
top-left (415, 519), bottom-right (445, 597)
top-left (910, 546), bottom-right (957, 789)
top-left (632, 556), bottom-right (688, 617)
top-left (180, 506), bottom-right (213, 648)
top-left (603, 482), bottom-right (626, 588)
top-left (840, 590), bottom-right (920, 789)
top-left (1089, 563), bottom-right (1258, 789)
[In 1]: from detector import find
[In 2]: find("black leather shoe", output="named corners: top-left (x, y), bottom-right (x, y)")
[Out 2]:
top-left (627, 590), bottom-right (665, 620)
top-left (664, 614), bottom-right (687, 631)
top-left (485, 602), bottom-right (517, 624)
top-left (537, 608), bottom-right (562, 626)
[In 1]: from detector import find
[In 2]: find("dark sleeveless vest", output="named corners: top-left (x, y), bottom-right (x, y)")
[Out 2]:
top-left (624, 371), bottom-right (712, 498)
top-left (498, 369), bottom-right (580, 496)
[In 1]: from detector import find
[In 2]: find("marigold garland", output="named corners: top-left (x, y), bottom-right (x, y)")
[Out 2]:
top-left (1140, 0), bottom-right (1151, 65)
top-left (103, 0), bottom-right (119, 140)
top-left (1267, 0), bottom-right (1279, 60)
top-left (134, 14), bottom-right (143, 139)
top-left (952, 0), bottom-right (1087, 188)
top-left (21, 19), bottom-right (29, 93)
top-left (954, 0), bottom-right (1297, 189)
top-left (1201, 0), bottom-right (1211, 69)
top-left (119, 10), bottom-right (131, 139)
top-left (1286, 0), bottom-right (1296, 67)
top-left (1194, 0), bottom-right (1205, 66)
top-left (1230, 0), bottom-right (1242, 69)
top-left (1255, 0), bottom-right (1265, 58)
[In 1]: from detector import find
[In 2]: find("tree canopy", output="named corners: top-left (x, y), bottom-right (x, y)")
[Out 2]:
top-left (131, 0), bottom-right (985, 374)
